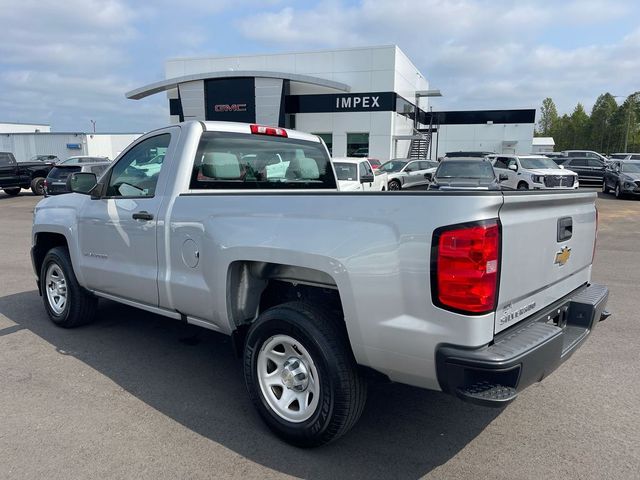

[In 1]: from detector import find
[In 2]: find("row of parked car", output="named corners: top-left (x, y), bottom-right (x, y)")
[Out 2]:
top-left (336, 149), bottom-right (639, 198)
top-left (0, 153), bottom-right (112, 196)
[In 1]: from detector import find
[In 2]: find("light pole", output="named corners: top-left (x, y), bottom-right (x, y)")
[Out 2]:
top-left (90, 120), bottom-right (96, 134)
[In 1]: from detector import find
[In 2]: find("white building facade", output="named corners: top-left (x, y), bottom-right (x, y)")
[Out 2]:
top-left (127, 46), bottom-right (535, 161)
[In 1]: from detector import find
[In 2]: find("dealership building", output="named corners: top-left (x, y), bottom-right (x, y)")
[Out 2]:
top-left (127, 45), bottom-right (535, 161)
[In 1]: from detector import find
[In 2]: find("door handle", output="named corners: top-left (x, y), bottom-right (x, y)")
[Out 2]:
top-left (132, 211), bottom-right (154, 221)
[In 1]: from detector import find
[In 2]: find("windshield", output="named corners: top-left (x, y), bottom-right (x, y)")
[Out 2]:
top-left (333, 162), bottom-right (358, 181)
top-left (621, 163), bottom-right (640, 173)
top-left (379, 160), bottom-right (407, 173)
top-left (436, 161), bottom-right (495, 179)
top-left (520, 157), bottom-right (560, 169)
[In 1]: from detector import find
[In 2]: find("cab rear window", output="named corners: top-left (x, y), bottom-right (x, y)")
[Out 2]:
top-left (190, 132), bottom-right (336, 190)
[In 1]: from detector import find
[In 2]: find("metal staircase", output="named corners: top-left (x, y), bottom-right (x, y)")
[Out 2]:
top-left (407, 128), bottom-right (431, 159)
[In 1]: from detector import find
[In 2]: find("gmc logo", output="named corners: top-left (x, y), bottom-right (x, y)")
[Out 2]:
top-left (214, 103), bottom-right (247, 112)
top-left (335, 96), bottom-right (380, 109)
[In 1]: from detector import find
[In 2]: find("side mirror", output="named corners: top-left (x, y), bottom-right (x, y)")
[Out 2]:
top-left (499, 173), bottom-right (509, 182)
top-left (424, 172), bottom-right (433, 181)
top-left (360, 174), bottom-right (374, 184)
top-left (404, 167), bottom-right (412, 173)
top-left (508, 164), bottom-right (518, 171)
top-left (66, 172), bottom-right (97, 195)
top-left (558, 164), bottom-right (565, 169)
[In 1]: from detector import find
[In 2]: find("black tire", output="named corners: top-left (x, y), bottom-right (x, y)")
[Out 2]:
top-left (31, 177), bottom-right (46, 195)
top-left (602, 181), bottom-right (609, 193)
top-left (40, 246), bottom-right (97, 328)
top-left (517, 182), bottom-right (529, 190)
top-left (388, 180), bottom-right (401, 191)
top-left (3, 187), bottom-right (21, 196)
top-left (243, 302), bottom-right (367, 447)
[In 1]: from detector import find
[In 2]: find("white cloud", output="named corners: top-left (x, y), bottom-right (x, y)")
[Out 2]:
top-left (238, 0), bottom-right (640, 114)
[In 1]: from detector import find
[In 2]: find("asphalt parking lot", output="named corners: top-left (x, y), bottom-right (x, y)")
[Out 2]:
top-left (0, 191), bottom-right (638, 480)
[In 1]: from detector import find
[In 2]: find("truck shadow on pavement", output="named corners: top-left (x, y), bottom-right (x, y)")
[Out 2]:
top-left (0, 290), bottom-right (502, 480)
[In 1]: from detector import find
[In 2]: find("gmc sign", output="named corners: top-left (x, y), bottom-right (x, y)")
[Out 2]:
top-left (214, 103), bottom-right (248, 112)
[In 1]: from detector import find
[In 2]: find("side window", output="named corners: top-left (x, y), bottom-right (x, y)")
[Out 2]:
top-left (0, 153), bottom-right (14, 167)
top-left (494, 157), bottom-right (509, 169)
top-left (405, 161), bottom-right (419, 172)
top-left (106, 134), bottom-right (170, 197)
top-left (570, 158), bottom-right (587, 167)
top-left (587, 159), bottom-right (603, 168)
top-left (362, 161), bottom-right (373, 176)
top-left (631, 155), bottom-right (640, 161)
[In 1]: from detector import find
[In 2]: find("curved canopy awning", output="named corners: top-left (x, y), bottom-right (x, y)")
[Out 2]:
top-left (126, 71), bottom-right (351, 100)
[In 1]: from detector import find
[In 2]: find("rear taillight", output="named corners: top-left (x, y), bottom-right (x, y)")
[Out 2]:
top-left (432, 220), bottom-right (500, 314)
top-left (250, 124), bottom-right (288, 137)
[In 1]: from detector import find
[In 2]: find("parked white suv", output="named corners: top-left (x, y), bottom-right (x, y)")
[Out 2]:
top-left (332, 157), bottom-right (388, 191)
top-left (489, 154), bottom-right (579, 190)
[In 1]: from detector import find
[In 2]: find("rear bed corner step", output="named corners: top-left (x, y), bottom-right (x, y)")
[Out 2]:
top-left (456, 381), bottom-right (517, 407)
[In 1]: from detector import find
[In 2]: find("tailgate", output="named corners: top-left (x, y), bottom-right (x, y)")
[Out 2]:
top-left (495, 191), bottom-right (597, 333)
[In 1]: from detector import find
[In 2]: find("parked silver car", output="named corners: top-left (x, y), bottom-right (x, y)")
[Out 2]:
top-left (377, 158), bottom-right (438, 190)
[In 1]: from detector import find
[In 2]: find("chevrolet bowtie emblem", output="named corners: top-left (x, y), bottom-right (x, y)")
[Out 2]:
top-left (554, 246), bottom-right (571, 266)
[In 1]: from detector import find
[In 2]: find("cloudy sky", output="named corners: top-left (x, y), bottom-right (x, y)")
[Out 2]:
top-left (1, 0), bottom-right (638, 132)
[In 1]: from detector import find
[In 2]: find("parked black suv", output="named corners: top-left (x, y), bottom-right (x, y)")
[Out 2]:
top-left (0, 152), bottom-right (55, 196)
top-left (44, 162), bottom-right (110, 195)
top-left (554, 157), bottom-right (606, 186)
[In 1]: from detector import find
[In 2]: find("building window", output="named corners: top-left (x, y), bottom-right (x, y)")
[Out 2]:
top-left (313, 133), bottom-right (333, 155)
top-left (347, 133), bottom-right (369, 157)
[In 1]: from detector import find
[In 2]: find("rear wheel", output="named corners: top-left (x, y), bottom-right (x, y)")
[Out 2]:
top-left (3, 187), bottom-right (21, 196)
top-left (243, 302), bottom-right (367, 447)
top-left (388, 180), bottom-right (401, 191)
top-left (517, 182), bottom-right (529, 190)
top-left (602, 181), bottom-right (609, 193)
top-left (41, 247), bottom-right (97, 327)
top-left (31, 177), bottom-right (45, 195)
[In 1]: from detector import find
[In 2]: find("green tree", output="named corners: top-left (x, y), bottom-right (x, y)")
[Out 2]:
top-left (537, 97), bottom-right (558, 136)
top-left (569, 103), bottom-right (589, 149)
top-left (588, 93), bottom-right (618, 152)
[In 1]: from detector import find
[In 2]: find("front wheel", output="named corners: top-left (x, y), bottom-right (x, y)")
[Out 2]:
top-left (41, 247), bottom-right (97, 327)
top-left (243, 302), bottom-right (367, 447)
top-left (31, 177), bottom-right (46, 195)
top-left (517, 182), bottom-right (529, 190)
top-left (388, 180), bottom-right (401, 191)
top-left (3, 187), bottom-right (21, 196)
top-left (602, 181), bottom-right (609, 193)
top-left (615, 183), bottom-right (623, 199)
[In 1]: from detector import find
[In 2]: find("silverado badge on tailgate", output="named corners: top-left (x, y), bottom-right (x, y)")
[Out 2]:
top-left (554, 246), bottom-right (571, 267)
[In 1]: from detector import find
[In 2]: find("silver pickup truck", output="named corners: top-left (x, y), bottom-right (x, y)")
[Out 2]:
top-left (31, 121), bottom-right (610, 447)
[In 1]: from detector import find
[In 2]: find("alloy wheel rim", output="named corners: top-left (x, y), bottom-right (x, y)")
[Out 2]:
top-left (45, 263), bottom-right (67, 315)
top-left (257, 334), bottom-right (320, 423)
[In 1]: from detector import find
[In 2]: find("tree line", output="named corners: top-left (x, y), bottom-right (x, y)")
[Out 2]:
top-left (536, 92), bottom-right (640, 154)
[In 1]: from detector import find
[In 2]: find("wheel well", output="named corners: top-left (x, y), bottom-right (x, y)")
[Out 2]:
top-left (227, 261), bottom-right (343, 327)
top-left (31, 171), bottom-right (48, 179)
top-left (228, 261), bottom-right (344, 357)
top-left (33, 233), bottom-right (68, 277)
